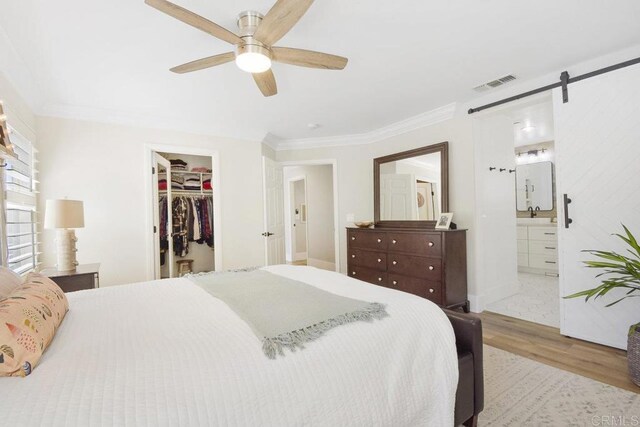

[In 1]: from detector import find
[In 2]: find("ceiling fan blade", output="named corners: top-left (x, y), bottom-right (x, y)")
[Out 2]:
top-left (253, 0), bottom-right (314, 46)
top-left (170, 52), bottom-right (235, 74)
top-left (145, 0), bottom-right (242, 45)
top-left (272, 47), bottom-right (347, 70)
top-left (253, 70), bottom-right (278, 97)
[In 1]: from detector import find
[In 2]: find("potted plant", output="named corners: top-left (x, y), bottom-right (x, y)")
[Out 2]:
top-left (565, 225), bottom-right (640, 387)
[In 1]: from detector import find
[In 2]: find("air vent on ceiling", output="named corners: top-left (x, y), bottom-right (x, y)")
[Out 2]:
top-left (473, 74), bottom-right (517, 92)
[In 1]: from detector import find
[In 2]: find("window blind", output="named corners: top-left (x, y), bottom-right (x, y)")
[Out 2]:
top-left (3, 126), bottom-right (39, 275)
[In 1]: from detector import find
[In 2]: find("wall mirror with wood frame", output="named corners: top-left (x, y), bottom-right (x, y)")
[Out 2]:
top-left (374, 142), bottom-right (449, 228)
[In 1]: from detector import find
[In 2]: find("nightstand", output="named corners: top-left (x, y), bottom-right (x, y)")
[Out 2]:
top-left (40, 263), bottom-right (100, 293)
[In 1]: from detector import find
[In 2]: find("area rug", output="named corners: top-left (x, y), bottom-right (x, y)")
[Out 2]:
top-left (480, 346), bottom-right (640, 426)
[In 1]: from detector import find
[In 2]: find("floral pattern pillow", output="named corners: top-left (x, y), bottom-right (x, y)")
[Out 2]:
top-left (0, 273), bottom-right (68, 377)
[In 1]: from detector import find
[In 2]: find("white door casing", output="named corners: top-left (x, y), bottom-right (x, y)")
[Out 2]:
top-left (263, 156), bottom-right (285, 265)
top-left (152, 153), bottom-right (173, 279)
top-left (380, 173), bottom-right (418, 220)
top-left (555, 64), bottom-right (640, 349)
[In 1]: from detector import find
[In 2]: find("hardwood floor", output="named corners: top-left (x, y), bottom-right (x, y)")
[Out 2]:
top-left (288, 260), bottom-right (307, 266)
top-left (479, 311), bottom-right (639, 393)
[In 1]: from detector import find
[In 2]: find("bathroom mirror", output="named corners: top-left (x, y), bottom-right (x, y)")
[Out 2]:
top-left (515, 161), bottom-right (554, 211)
top-left (374, 142), bottom-right (448, 228)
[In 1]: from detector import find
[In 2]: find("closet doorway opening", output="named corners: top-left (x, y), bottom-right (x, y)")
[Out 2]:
top-left (147, 146), bottom-right (221, 280)
top-left (285, 176), bottom-right (308, 265)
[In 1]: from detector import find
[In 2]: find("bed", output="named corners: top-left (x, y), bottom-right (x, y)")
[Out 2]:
top-left (0, 265), bottom-right (481, 426)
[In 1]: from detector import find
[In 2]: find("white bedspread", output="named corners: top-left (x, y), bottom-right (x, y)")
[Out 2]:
top-left (0, 265), bottom-right (458, 426)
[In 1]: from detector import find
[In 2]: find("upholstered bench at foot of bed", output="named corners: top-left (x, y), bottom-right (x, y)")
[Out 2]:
top-left (444, 309), bottom-right (484, 427)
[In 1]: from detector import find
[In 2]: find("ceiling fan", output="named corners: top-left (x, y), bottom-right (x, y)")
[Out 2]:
top-left (145, 0), bottom-right (348, 97)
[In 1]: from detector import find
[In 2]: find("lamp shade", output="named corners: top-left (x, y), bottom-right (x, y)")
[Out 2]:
top-left (44, 199), bottom-right (84, 229)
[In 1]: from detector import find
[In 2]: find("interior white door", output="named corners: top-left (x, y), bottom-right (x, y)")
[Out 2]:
top-left (555, 64), bottom-right (640, 349)
top-left (380, 174), bottom-right (418, 220)
top-left (262, 156), bottom-right (285, 265)
top-left (152, 153), bottom-right (173, 279)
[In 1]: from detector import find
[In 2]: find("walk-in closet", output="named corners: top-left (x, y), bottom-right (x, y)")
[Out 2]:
top-left (156, 152), bottom-right (215, 278)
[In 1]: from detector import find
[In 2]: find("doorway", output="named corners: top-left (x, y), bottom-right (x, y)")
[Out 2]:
top-left (475, 95), bottom-right (561, 328)
top-left (262, 158), bottom-right (339, 271)
top-left (285, 176), bottom-right (308, 265)
top-left (146, 145), bottom-right (222, 280)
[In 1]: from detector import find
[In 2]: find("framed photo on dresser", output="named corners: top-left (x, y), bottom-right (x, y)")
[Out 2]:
top-left (435, 213), bottom-right (454, 230)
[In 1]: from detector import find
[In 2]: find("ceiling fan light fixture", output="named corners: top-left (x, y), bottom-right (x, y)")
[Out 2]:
top-left (235, 44), bottom-right (272, 73)
top-left (236, 52), bottom-right (272, 73)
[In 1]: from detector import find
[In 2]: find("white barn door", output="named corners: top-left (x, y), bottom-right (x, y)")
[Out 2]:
top-left (262, 156), bottom-right (285, 265)
top-left (555, 64), bottom-right (640, 349)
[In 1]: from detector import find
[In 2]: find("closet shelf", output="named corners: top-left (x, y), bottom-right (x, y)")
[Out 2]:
top-left (159, 190), bottom-right (212, 196)
top-left (158, 170), bottom-right (212, 175)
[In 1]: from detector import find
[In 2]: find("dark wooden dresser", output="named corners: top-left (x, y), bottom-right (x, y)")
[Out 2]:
top-left (347, 227), bottom-right (469, 311)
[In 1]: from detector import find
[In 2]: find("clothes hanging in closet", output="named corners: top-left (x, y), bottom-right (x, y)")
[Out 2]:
top-left (159, 196), bottom-right (169, 265)
top-left (159, 195), bottom-right (214, 259)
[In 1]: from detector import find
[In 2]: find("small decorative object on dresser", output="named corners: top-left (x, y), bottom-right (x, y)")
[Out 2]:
top-left (435, 213), bottom-right (454, 230)
top-left (40, 263), bottom-right (100, 293)
top-left (347, 227), bottom-right (469, 312)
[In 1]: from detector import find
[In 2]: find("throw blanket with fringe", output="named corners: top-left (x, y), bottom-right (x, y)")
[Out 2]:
top-left (188, 269), bottom-right (388, 359)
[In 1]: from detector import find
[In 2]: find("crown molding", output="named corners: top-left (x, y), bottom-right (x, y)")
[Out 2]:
top-left (274, 103), bottom-right (457, 151)
top-left (39, 103), bottom-right (265, 143)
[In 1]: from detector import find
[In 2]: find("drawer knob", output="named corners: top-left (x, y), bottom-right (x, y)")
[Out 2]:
top-left (545, 247), bottom-right (556, 250)
top-left (377, 238), bottom-right (382, 243)
top-left (352, 271), bottom-right (356, 275)
top-left (392, 280), bottom-right (397, 285)
top-left (351, 236), bottom-right (356, 241)
top-left (428, 241), bottom-right (434, 247)
top-left (392, 239), bottom-right (397, 244)
top-left (428, 265), bottom-right (434, 271)
top-left (351, 254), bottom-right (356, 258)
top-left (429, 288), bottom-right (435, 293)
top-left (392, 260), bottom-right (397, 265)
top-left (378, 277), bottom-right (383, 282)
top-left (377, 258), bottom-right (382, 263)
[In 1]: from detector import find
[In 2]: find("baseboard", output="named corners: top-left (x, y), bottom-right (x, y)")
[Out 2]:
top-left (307, 258), bottom-right (335, 271)
top-left (467, 294), bottom-right (483, 313)
top-left (294, 251), bottom-right (307, 261)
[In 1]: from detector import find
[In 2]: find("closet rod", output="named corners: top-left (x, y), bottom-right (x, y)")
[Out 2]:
top-left (467, 55), bottom-right (640, 114)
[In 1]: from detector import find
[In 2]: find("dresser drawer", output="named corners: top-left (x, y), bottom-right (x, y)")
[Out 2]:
top-left (529, 254), bottom-right (558, 271)
top-left (348, 230), bottom-right (388, 251)
top-left (387, 254), bottom-right (441, 281)
top-left (528, 240), bottom-right (558, 256)
top-left (348, 249), bottom-right (387, 271)
top-left (348, 265), bottom-right (387, 286)
top-left (386, 232), bottom-right (442, 256)
top-left (388, 274), bottom-right (442, 304)
top-left (528, 226), bottom-right (558, 242)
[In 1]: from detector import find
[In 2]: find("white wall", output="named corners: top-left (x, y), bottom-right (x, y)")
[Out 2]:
top-left (37, 117), bottom-right (265, 286)
top-left (293, 179), bottom-right (307, 255)
top-left (276, 116), bottom-right (478, 300)
top-left (471, 112), bottom-right (519, 309)
top-left (284, 165), bottom-right (335, 269)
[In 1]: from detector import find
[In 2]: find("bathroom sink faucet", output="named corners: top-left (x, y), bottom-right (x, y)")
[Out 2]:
top-left (528, 206), bottom-right (537, 218)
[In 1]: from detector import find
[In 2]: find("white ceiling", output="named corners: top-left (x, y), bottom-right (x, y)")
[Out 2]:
top-left (1, 0), bottom-right (639, 142)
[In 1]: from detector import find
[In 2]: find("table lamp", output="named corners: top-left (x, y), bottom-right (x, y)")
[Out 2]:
top-left (44, 199), bottom-right (84, 271)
